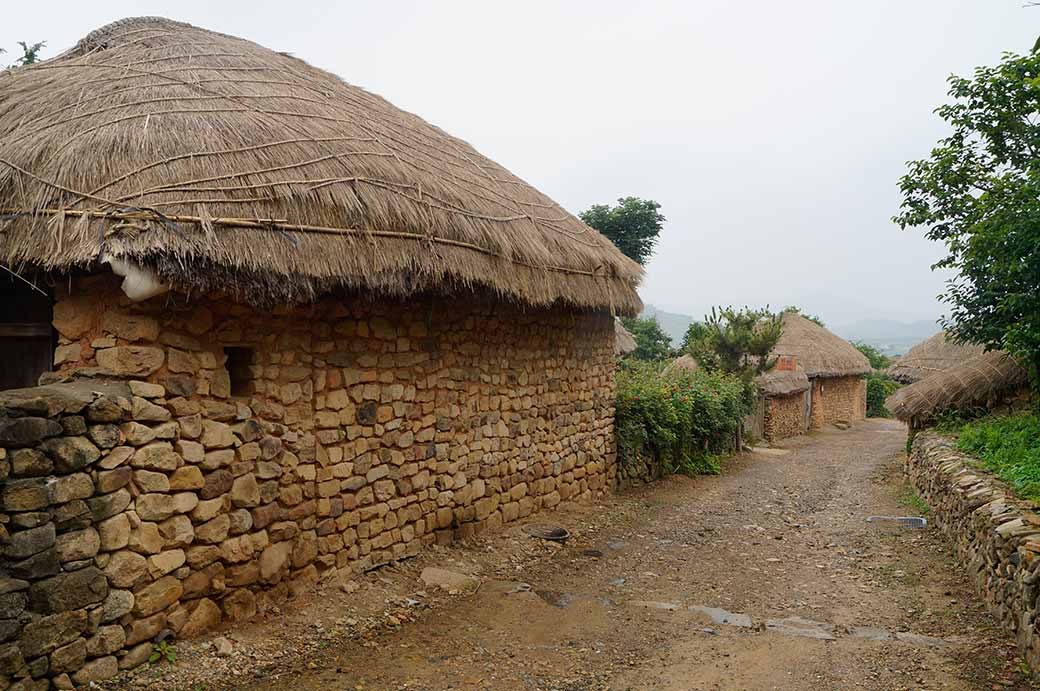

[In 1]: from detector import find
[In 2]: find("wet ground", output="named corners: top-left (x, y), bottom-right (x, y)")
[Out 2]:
top-left (119, 420), bottom-right (1035, 690)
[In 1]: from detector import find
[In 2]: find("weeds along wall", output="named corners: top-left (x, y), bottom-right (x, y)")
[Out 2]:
top-left (0, 274), bottom-right (617, 688)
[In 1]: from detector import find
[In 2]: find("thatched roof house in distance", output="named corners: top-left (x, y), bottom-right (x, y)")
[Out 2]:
top-left (758, 312), bottom-right (870, 441)
top-left (662, 354), bottom-right (701, 376)
top-left (886, 350), bottom-right (1029, 426)
top-left (888, 332), bottom-right (985, 384)
top-left (0, 17), bottom-right (642, 685)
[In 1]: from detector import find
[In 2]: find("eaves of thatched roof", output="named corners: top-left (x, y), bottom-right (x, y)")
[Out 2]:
top-left (885, 350), bottom-right (1029, 422)
top-left (887, 332), bottom-right (985, 384)
top-left (770, 312), bottom-right (870, 378)
top-left (0, 17), bottom-right (642, 312)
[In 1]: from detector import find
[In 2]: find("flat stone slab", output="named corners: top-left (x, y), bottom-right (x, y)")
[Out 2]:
top-left (895, 631), bottom-right (946, 647)
top-left (688, 605), bottom-right (753, 628)
top-left (847, 626), bottom-right (891, 641)
top-left (765, 616), bottom-right (836, 640)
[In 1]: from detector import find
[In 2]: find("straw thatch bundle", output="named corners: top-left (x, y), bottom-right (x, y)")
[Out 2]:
top-left (0, 17), bottom-right (642, 312)
top-left (885, 350), bottom-right (1029, 422)
top-left (614, 318), bottom-right (636, 356)
top-left (661, 354), bottom-right (700, 376)
top-left (758, 369), bottom-right (810, 396)
top-left (887, 332), bottom-right (985, 384)
top-left (770, 312), bottom-right (870, 378)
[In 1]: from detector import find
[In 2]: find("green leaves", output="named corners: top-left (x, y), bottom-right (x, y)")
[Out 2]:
top-left (620, 316), bottom-right (674, 361)
top-left (615, 362), bottom-right (751, 478)
top-left (896, 50), bottom-right (1040, 394)
top-left (579, 197), bottom-right (665, 266)
top-left (683, 306), bottom-right (783, 392)
top-left (2, 41), bottom-right (45, 69)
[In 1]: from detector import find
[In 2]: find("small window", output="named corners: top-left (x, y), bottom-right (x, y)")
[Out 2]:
top-left (225, 347), bottom-right (255, 397)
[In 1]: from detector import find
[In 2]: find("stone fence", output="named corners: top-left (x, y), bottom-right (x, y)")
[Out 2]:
top-left (906, 433), bottom-right (1040, 669)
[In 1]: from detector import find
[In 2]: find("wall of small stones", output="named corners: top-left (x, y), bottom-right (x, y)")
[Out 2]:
top-left (809, 376), bottom-right (866, 430)
top-left (763, 392), bottom-right (807, 442)
top-left (906, 432), bottom-right (1040, 671)
top-left (1, 275), bottom-right (617, 688)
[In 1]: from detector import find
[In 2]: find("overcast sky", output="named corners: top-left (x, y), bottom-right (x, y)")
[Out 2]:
top-left (3, 1), bottom-right (1036, 327)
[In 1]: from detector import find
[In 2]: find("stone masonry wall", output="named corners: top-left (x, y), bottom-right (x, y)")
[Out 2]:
top-left (809, 376), bottom-right (866, 430)
top-left (763, 392), bottom-right (806, 442)
top-left (0, 275), bottom-right (617, 688)
top-left (907, 433), bottom-right (1040, 671)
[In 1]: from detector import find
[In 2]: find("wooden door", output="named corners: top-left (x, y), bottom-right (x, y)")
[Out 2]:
top-left (0, 276), bottom-right (54, 391)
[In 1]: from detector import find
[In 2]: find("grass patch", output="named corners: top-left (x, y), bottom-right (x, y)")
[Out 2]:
top-left (945, 412), bottom-right (1040, 501)
top-left (898, 485), bottom-right (931, 515)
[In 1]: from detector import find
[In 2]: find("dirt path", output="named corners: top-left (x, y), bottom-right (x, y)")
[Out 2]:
top-left (127, 420), bottom-right (1033, 690)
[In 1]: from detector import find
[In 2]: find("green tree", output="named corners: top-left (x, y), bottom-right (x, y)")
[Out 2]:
top-left (894, 50), bottom-right (1040, 391)
top-left (580, 197), bottom-right (664, 265)
top-left (684, 307), bottom-right (784, 383)
top-left (620, 316), bottom-right (673, 361)
top-left (680, 320), bottom-right (710, 353)
top-left (1, 41), bottom-right (46, 67)
top-left (783, 306), bottom-right (824, 327)
top-left (852, 341), bottom-right (893, 370)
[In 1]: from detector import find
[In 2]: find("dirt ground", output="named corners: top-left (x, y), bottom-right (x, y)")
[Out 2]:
top-left (114, 419), bottom-right (1036, 690)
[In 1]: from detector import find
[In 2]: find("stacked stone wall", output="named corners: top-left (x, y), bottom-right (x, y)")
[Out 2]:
top-left (0, 275), bottom-right (617, 687)
top-left (809, 376), bottom-right (866, 430)
top-left (763, 393), bottom-right (806, 441)
top-left (907, 433), bottom-right (1040, 671)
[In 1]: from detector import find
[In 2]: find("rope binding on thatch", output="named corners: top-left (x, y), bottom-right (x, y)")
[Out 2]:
top-left (0, 16), bottom-right (642, 312)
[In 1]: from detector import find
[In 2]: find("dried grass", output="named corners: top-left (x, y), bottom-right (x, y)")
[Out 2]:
top-left (771, 312), bottom-right (871, 378)
top-left (887, 332), bottom-right (984, 384)
top-left (0, 17), bottom-right (642, 311)
top-left (885, 350), bottom-right (1028, 421)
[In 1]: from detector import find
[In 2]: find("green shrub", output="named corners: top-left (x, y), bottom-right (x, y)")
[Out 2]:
top-left (615, 361), bottom-right (753, 477)
top-left (952, 413), bottom-right (1040, 501)
top-left (865, 372), bottom-right (901, 418)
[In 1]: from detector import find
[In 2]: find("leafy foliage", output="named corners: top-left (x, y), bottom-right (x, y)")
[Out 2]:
top-left (865, 372), bottom-right (900, 418)
top-left (853, 341), bottom-right (894, 370)
top-left (950, 413), bottom-right (1040, 500)
top-left (783, 306), bottom-right (824, 327)
top-left (683, 307), bottom-right (783, 389)
top-left (620, 316), bottom-right (673, 361)
top-left (1, 41), bottom-right (46, 67)
top-left (580, 197), bottom-right (664, 266)
top-left (615, 361), bottom-right (753, 477)
top-left (679, 320), bottom-right (710, 353)
top-left (894, 50), bottom-right (1040, 393)
top-left (149, 640), bottom-right (177, 665)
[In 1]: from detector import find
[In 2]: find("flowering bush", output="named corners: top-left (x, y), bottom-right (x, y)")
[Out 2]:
top-left (615, 361), bottom-right (753, 476)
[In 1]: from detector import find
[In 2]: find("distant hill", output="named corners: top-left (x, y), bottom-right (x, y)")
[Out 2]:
top-left (640, 305), bottom-right (695, 347)
top-left (829, 318), bottom-right (940, 357)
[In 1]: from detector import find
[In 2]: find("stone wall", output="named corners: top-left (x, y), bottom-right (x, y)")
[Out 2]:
top-left (906, 433), bottom-right (1040, 670)
top-left (763, 392), bottom-right (806, 442)
top-left (0, 275), bottom-right (617, 688)
top-left (809, 376), bottom-right (866, 430)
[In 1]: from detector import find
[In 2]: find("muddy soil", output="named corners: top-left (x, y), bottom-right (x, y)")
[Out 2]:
top-left (117, 420), bottom-right (1035, 690)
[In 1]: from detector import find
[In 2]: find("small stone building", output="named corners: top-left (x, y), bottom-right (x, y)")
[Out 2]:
top-left (758, 313), bottom-right (869, 441)
top-left (0, 17), bottom-right (641, 687)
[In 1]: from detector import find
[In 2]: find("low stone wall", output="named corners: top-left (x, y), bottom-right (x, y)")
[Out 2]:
top-left (763, 393), bottom-right (805, 441)
top-left (906, 432), bottom-right (1040, 669)
top-left (0, 275), bottom-right (618, 688)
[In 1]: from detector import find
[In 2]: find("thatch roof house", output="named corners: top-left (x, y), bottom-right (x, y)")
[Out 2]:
top-left (662, 354), bottom-right (701, 376)
top-left (888, 332), bottom-right (984, 384)
top-left (758, 312), bottom-right (870, 440)
top-left (0, 17), bottom-right (641, 684)
top-left (886, 350), bottom-right (1029, 425)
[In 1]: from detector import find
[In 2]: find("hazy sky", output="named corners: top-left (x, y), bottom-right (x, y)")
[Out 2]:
top-left (3, 1), bottom-right (1036, 327)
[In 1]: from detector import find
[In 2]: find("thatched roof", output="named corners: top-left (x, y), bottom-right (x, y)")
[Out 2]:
top-left (771, 312), bottom-right (870, 378)
top-left (662, 355), bottom-right (700, 376)
top-left (758, 369), bottom-right (810, 396)
top-left (886, 350), bottom-right (1029, 422)
top-left (614, 319), bottom-right (636, 357)
top-left (887, 332), bottom-right (985, 384)
top-left (0, 17), bottom-right (642, 312)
